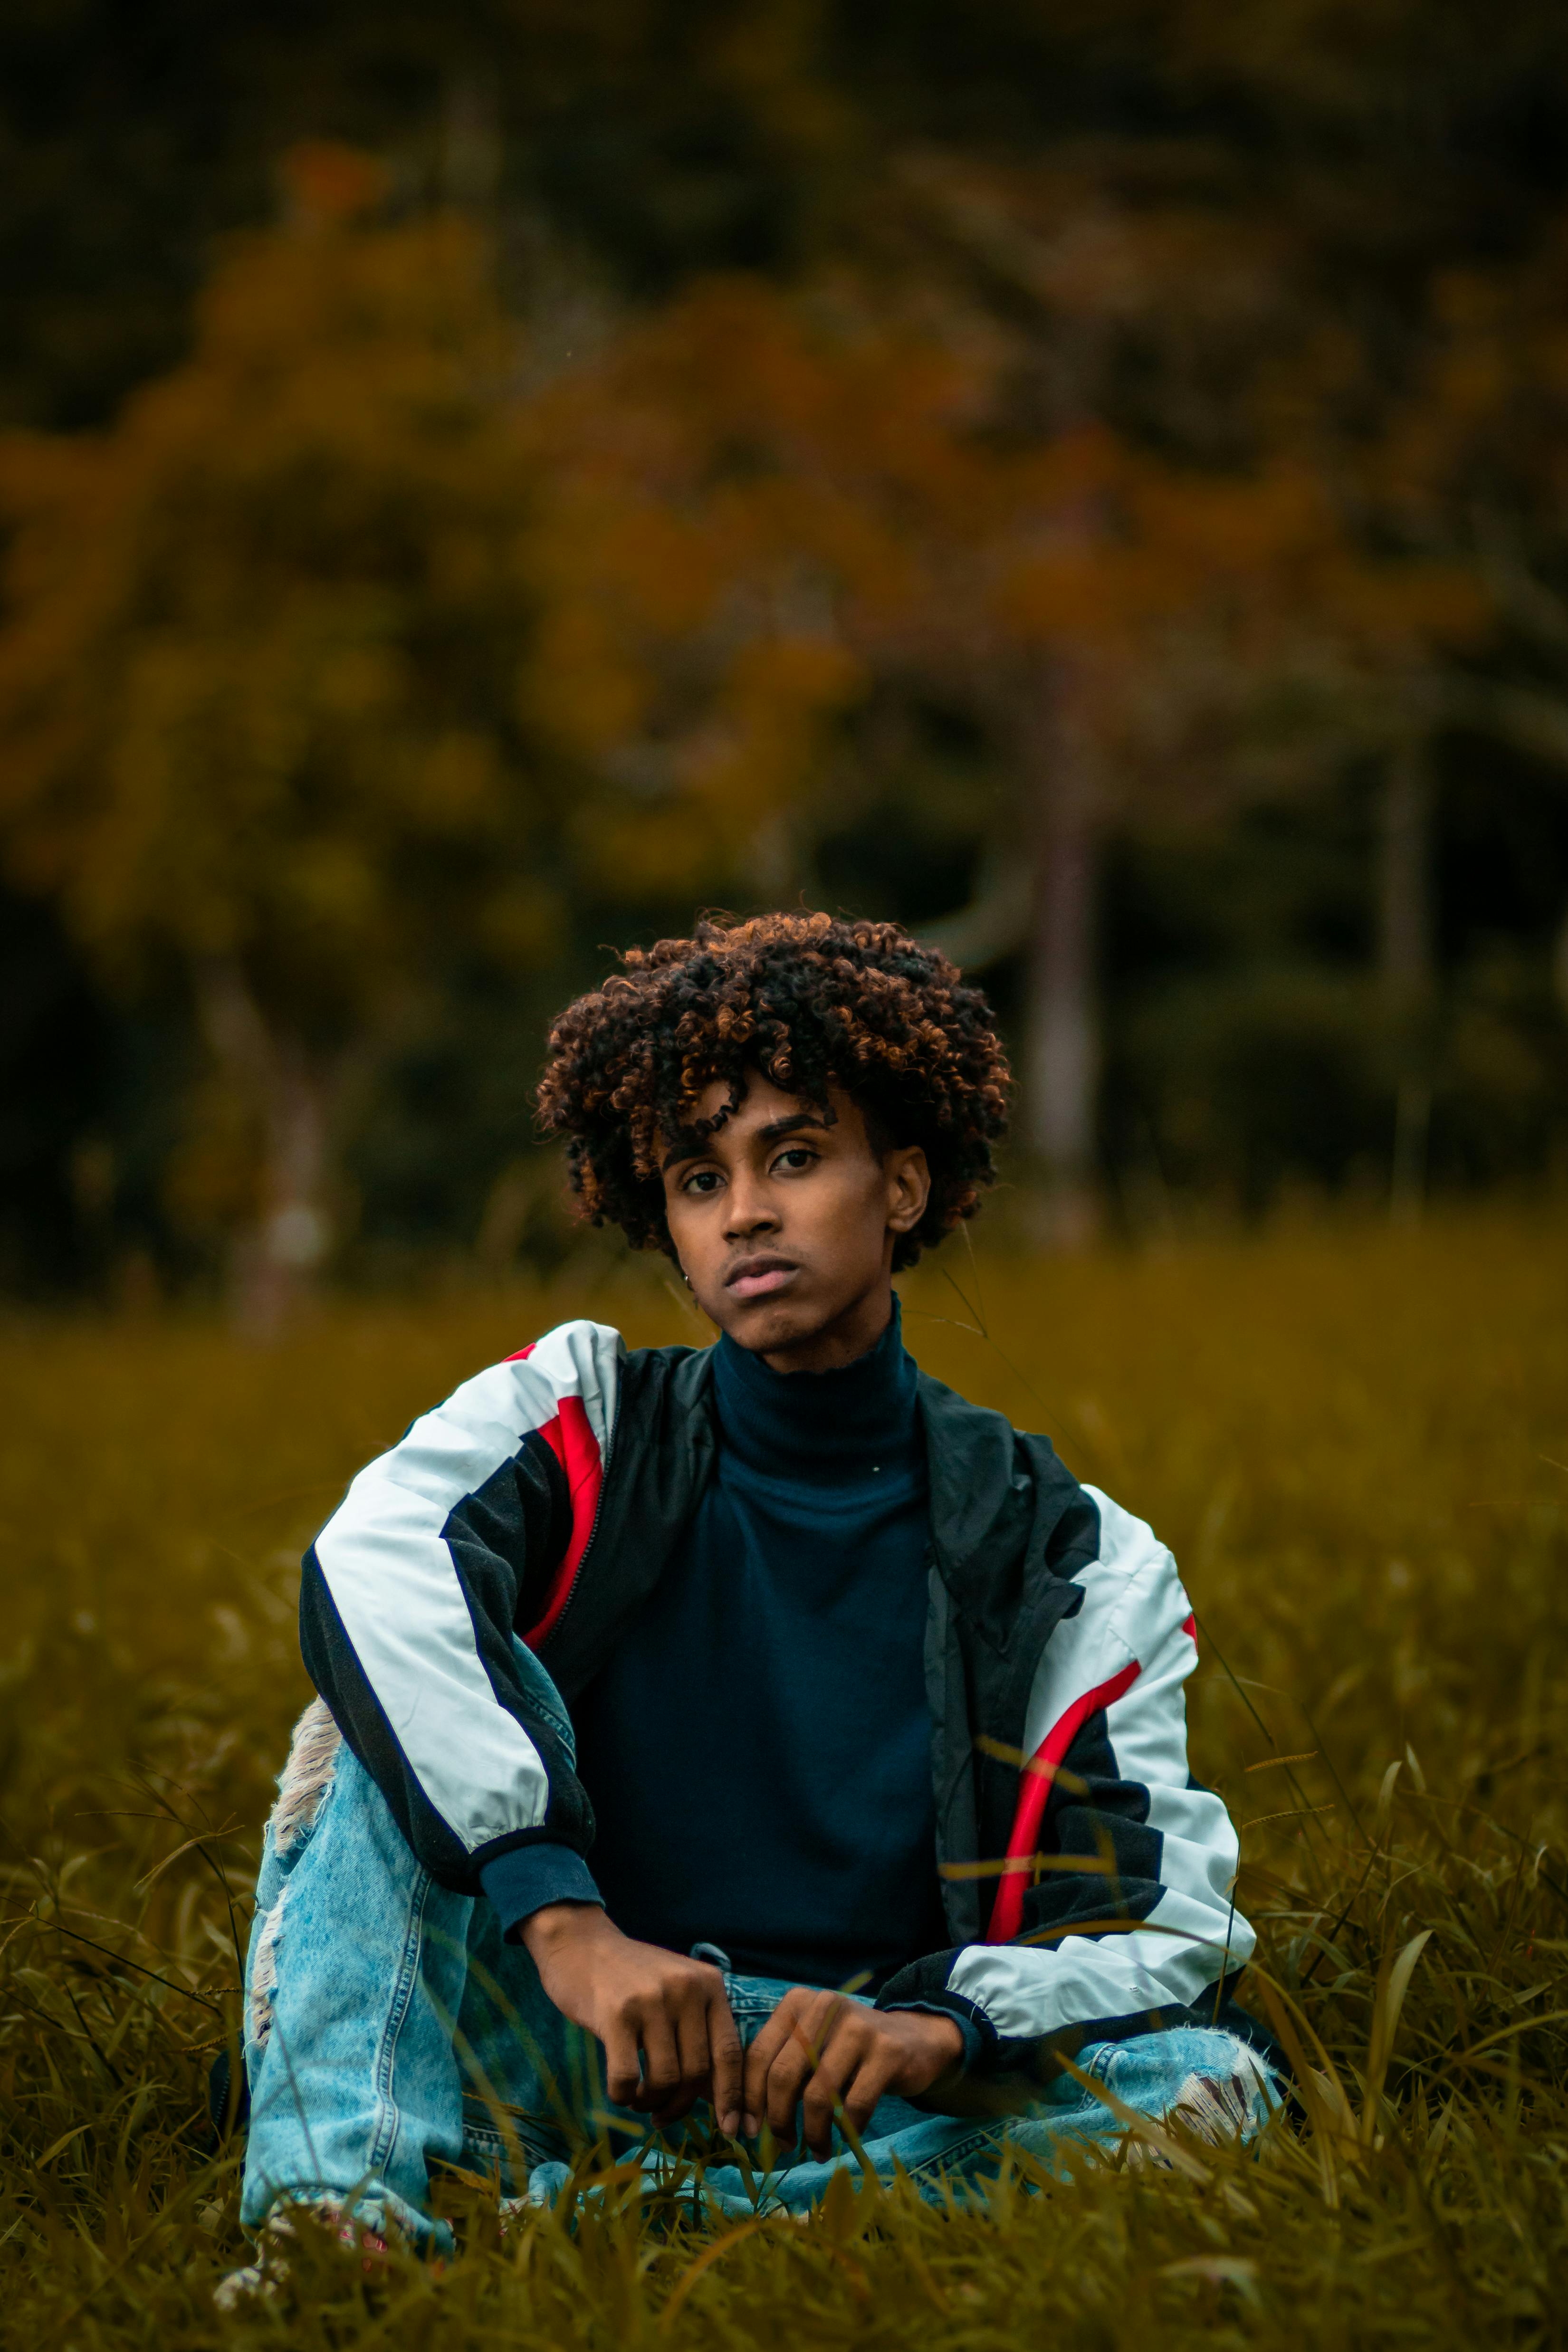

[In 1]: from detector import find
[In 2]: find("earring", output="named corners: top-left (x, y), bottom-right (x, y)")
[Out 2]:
top-left (681, 1270), bottom-right (692, 1288)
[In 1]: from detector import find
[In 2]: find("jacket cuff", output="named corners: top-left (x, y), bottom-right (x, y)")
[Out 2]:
top-left (479, 1843), bottom-right (603, 1940)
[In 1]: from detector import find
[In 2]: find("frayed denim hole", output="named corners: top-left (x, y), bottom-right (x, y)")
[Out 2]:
top-left (247, 1883), bottom-right (289, 2051)
top-left (269, 1695), bottom-right (341, 1861)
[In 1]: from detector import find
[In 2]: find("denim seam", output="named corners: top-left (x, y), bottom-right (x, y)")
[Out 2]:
top-left (901, 2126), bottom-right (1004, 2181)
top-left (462, 2116), bottom-right (563, 2173)
top-left (367, 1864), bottom-right (436, 2181)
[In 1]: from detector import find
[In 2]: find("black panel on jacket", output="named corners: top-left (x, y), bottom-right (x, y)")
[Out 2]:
top-left (299, 1429), bottom-right (595, 1896)
top-left (1019, 1700), bottom-right (1166, 1941)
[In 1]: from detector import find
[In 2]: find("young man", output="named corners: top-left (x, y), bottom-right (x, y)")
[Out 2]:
top-left (233, 912), bottom-right (1274, 2260)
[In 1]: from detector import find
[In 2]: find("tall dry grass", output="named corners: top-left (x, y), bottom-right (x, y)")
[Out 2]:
top-left (1, 1207), bottom-right (1565, 2345)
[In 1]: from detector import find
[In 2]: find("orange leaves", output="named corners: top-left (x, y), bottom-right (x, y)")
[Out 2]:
top-left (521, 242), bottom-right (1486, 869)
top-left (527, 272), bottom-right (979, 650)
top-left (0, 173), bottom-right (546, 1021)
top-left (521, 276), bottom-right (966, 892)
top-left (278, 141), bottom-right (391, 229)
top-left (0, 133), bottom-right (1512, 1009)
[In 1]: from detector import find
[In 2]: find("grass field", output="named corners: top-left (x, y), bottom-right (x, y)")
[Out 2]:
top-left (2, 1208), bottom-right (1567, 2347)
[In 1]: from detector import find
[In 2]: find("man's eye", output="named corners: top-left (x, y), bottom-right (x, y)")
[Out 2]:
top-left (683, 1168), bottom-right (722, 1195)
top-left (774, 1148), bottom-right (817, 1174)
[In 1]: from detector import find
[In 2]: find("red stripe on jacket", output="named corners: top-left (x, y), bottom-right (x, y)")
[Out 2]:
top-left (507, 1344), bottom-right (603, 1649)
top-left (986, 1660), bottom-right (1143, 1945)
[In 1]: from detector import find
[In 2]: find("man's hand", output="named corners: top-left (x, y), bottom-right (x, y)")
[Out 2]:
top-left (521, 1903), bottom-right (743, 2132)
top-left (741, 1989), bottom-right (964, 2158)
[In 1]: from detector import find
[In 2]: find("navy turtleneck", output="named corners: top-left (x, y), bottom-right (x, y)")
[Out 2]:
top-left (569, 1301), bottom-right (949, 1988)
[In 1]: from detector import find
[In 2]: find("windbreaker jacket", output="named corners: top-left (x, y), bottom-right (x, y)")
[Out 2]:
top-left (299, 1319), bottom-right (1260, 2082)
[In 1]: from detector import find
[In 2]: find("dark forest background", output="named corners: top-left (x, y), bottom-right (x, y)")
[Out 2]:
top-left (4, 0), bottom-right (1568, 1313)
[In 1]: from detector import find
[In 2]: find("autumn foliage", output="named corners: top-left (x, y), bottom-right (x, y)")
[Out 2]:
top-left (0, 136), bottom-right (1552, 1295)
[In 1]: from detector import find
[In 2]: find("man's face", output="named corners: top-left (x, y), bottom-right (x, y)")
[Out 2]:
top-left (660, 1071), bottom-right (930, 1371)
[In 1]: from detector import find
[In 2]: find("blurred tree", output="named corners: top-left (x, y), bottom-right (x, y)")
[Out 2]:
top-left (523, 251), bottom-right (1477, 1226)
top-left (12, 0), bottom-right (1568, 434)
top-left (521, 277), bottom-right (979, 904)
top-left (884, 151), bottom-right (1488, 1224)
top-left (0, 148), bottom-right (562, 1323)
top-left (4, 2), bottom-right (1568, 1281)
top-left (0, 0), bottom-right (863, 430)
top-left (1341, 216), bottom-right (1568, 1204)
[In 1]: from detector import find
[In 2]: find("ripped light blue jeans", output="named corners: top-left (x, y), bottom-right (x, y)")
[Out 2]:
top-left (241, 1648), bottom-right (1279, 2248)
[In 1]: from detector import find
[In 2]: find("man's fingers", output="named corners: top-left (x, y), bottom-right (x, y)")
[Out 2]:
top-left (746, 1989), bottom-right (897, 2150)
top-left (602, 2019), bottom-right (644, 2109)
top-left (840, 2048), bottom-right (899, 2144)
top-left (764, 1993), bottom-right (843, 2142)
top-left (763, 2032), bottom-right (818, 2143)
top-left (634, 2012), bottom-right (680, 2111)
top-left (656, 1998), bottom-right (715, 2123)
top-left (798, 2021), bottom-right (870, 2158)
top-left (601, 1978), bottom-right (918, 2151)
top-left (707, 1988), bottom-right (744, 2138)
top-left (741, 1994), bottom-right (808, 2134)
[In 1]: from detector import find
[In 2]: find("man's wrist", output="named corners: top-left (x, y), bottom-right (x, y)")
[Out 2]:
top-left (899, 2010), bottom-right (965, 2071)
top-left (881, 1999), bottom-right (986, 2074)
top-left (520, 1898), bottom-right (612, 1957)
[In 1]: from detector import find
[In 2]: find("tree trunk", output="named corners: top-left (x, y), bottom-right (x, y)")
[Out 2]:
top-left (1380, 740), bottom-right (1435, 1224)
top-left (1022, 687), bottom-right (1102, 1245)
top-left (195, 960), bottom-right (335, 1334)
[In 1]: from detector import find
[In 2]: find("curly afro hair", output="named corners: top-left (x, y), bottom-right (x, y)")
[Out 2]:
top-left (536, 911), bottom-right (1011, 1272)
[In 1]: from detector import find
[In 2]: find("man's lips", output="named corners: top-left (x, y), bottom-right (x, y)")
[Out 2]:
top-left (724, 1256), bottom-right (800, 1300)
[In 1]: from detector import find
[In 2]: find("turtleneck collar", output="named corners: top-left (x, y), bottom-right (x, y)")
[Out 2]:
top-left (711, 1295), bottom-right (920, 1487)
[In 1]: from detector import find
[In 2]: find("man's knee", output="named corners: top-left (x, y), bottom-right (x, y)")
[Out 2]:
top-left (1088, 2026), bottom-right (1281, 2142)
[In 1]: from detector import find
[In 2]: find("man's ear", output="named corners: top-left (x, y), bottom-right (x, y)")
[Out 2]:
top-left (885, 1146), bottom-right (931, 1234)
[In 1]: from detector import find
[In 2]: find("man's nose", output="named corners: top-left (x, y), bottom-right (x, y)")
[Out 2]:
top-left (724, 1168), bottom-right (780, 1239)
